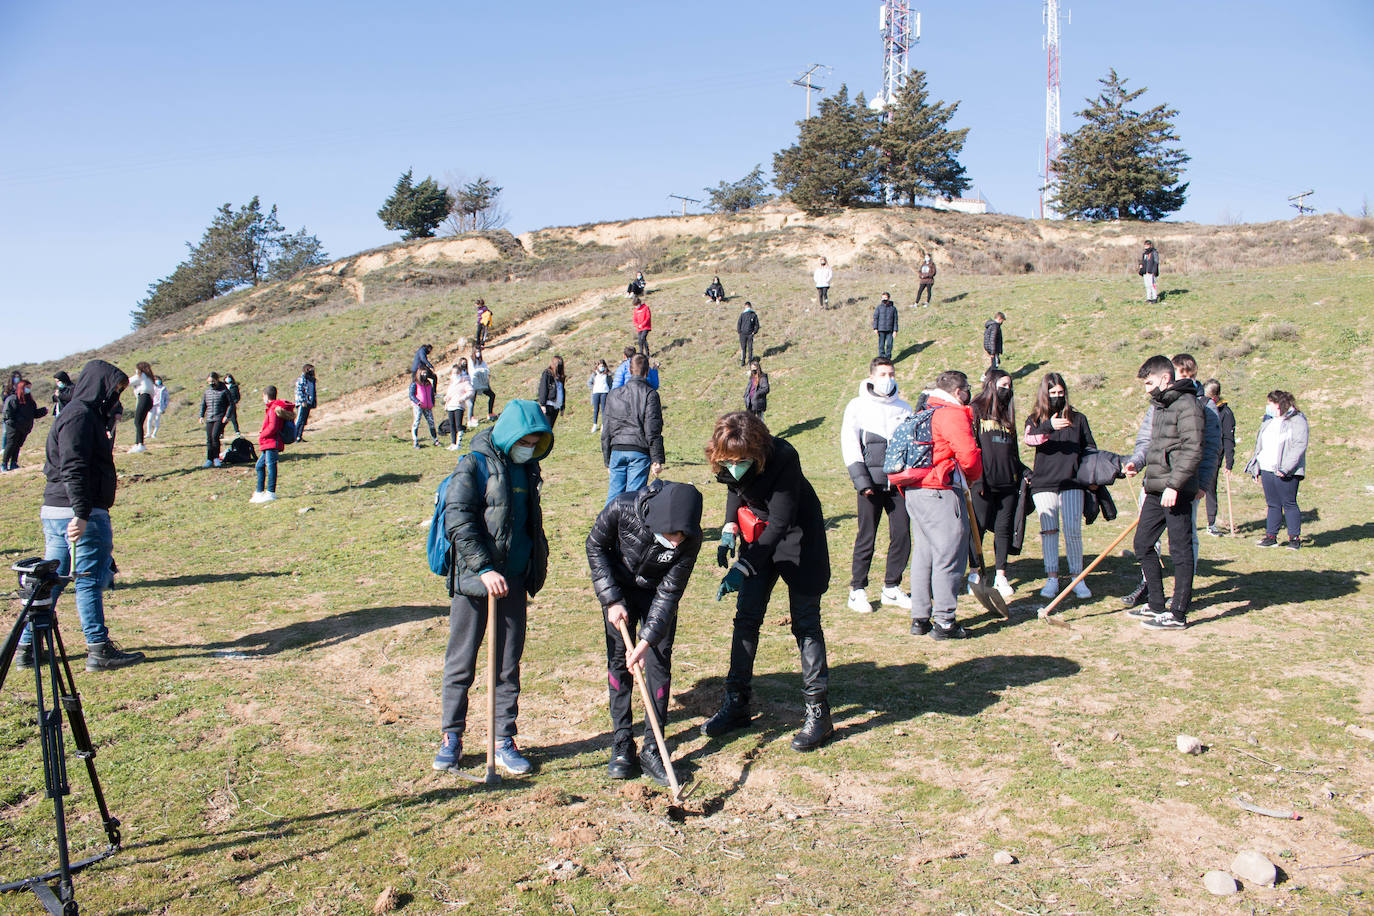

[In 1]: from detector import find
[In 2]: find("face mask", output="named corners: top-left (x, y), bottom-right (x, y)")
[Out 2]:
top-left (1048, 396), bottom-right (1067, 413)
top-left (1265, 404), bottom-right (1277, 418)
top-left (597, 367), bottom-right (606, 374)
top-left (724, 459), bottom-right (754, 481)
top-left (872, 376), bottom-right (896, 397)
top-left (509, 444), bottom-right (536, 464)
top-left (995, 387), bottom-right (1012, 404)
top-left (653, 533), bottom-right (675, 549)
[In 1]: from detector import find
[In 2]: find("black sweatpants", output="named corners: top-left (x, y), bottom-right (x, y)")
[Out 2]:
top-left (971, 484), bottom-right (1018, 570)
top-left (2, 426), bottom-right (27, 469)
top-left (816, 287), bottom-right (829, 309)
top-left (205, 420), bottom-right (223, 462)
top-left (636, 330), bottom-right (650, 356)
top-left (915, 282), bottom-right (933, 304)
top-left (447, 408), bottom-right (464, 445)
top-left (604, 587), bottom-right (676, 744)
top-left (134, 393), bottom-right (153, 446)
top-left (1134, 493), bottom-right (1195, 619)
top-left (726, 560), bottom-right (829, 701)
top-left (440, 576), bottom-right (528, 738)
top-left (1203, 468), bottom-right (1223, 526)
top-left (739, 334), bottom-right (754, 366)
top-left (850, 487), bottom-right (911, 590)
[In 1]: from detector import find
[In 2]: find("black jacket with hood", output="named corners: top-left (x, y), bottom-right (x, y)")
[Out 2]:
top-left (43, 359), bottom-right (127, 519)
top-left (983, 319), bottom-right (1003, 356)
top-left (586, 481), bottom-right (704, 647)
top-left (737, 308), bottom-right (758, 337)
top-left (1143, 379), bottom-right (1204, 497)
top-left (3, 391), bottom-right (47, 433)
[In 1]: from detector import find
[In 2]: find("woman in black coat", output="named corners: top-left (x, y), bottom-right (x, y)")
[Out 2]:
top-left (700, 410), bottom-right (832, 752)
top-left (535, 355), bottom-right (566, 427)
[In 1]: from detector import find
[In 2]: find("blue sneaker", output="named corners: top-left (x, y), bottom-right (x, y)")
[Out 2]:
top-left (432, 732), bottom-right (461, 771)
top-left (495, 737), bottom-right (532, 775)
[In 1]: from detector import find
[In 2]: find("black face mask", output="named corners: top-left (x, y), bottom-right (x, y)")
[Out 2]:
top-left (1048, 395), bottom-right (1067, 413)
top-left (996, 388), bottom-right (1013, 405)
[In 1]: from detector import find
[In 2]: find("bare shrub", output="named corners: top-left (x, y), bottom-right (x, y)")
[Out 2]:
top-left (1217, 324), bottom-right (1242, 341)
top-left (1182, 334), bottom-right (1211, 351)
top-left (1138, 328), bottom-right (1159, 341)
top-left (1078, 372), bottom-right (1108, 390)
top-left (1110, 339), bottom-right (1130, 352)
top-left (1216, 340), bottom-right (1255, 360)
top-left (1264, 321), bottom-right (1300, 342)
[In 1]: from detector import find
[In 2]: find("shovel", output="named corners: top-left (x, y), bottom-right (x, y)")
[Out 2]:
top-left (456, 593), bottom-right (500, 785)
top-left (960, 487), bottom-right (1009, 619)
top-left (1039, 504), bottom-right (1142, 625)
top-left (615, 619), bottom-right (682, 804)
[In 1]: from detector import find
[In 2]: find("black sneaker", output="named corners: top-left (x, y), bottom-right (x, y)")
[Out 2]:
top-left (1120, 580), bottom-right (1148, 608)
top-left (84, 640), bottom-right (145, 671)
top-left (638, 743), bottom-right (670, 787)
top-left (910, 618), bottom-right (932, 636)
top-left (790, 700), bottom-right (833, 752)
top-left (1206, 525), bottom-right (1224, 537)
top-left (701, 691), bottom-right (751, 738)
top-left (608, 738), bottom-right (639, 780)
top-left (1141, 612), bottom-right (1186, 631)
top-left (930, 621), bottom-right (970, 640)
top-left (1256, 536), bottom-right (1279, 548)
top-left (1125, 605), bottom-right (1158, 620)
top-left (1286, 537), bottom-right (1301, 551)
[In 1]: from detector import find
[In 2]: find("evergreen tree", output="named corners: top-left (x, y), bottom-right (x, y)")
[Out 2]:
top-left (268, 227), bottom-right (330, 281)
top-left (447, 176), bottom-right (508, 233)
top-left (704, 165), bottom-right (773, 213)
top-left (877, 71), bottom-right (971, 204)
top-left (1050, 69), bottom-right (1189, 220)
top-left (378, 169), bottom-right (454, 239)
top-left (773, 86), bottom-right (882, 214)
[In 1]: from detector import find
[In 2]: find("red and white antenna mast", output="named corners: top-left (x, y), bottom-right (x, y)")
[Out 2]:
top-left (1041, 0), bottom-right (1068, 218)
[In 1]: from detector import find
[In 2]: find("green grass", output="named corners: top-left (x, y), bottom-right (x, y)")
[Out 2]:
top-left (1, 260), bottom-right (1372, 914)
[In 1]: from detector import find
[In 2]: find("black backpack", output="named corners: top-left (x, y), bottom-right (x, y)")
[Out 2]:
top-left (222, 436), bottom-right (257, 465)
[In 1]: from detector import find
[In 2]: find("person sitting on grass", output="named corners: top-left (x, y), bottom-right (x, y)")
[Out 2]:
top-left (250, 386), bottom-right (295, 504)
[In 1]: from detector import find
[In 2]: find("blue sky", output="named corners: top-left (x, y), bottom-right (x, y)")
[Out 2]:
top-left (2, 0), bottom-right (1370, 367)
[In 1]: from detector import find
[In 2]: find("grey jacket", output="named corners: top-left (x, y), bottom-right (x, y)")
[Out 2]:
top-left (1245, 410), bottom-right (1308, 479)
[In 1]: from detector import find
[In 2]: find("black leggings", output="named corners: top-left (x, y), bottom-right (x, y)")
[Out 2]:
top-left (477, 387), bottom-right (496, 416)
top-left (447, 409), bottom-right (464, 444)
top-left (971, 484), bottom-right (1019, 570)
top-left (134, 393), bottom-right (153, 446)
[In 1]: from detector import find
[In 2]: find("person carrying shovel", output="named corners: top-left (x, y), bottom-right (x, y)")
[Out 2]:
top-left (433, 400), bottom-right (554, 777)
top-left (586, 480), bottom-right (703, 788)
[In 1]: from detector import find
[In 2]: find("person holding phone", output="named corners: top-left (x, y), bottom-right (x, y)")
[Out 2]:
top-left (1023, 373), bottom-right (1095, 600)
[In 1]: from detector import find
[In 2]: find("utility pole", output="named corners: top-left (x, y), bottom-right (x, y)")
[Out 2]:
top-left (792, 64), bottom-right (831, 119)
top-left (1287, 190), bottom-right (1315, 217)
top-left (1041, 0), bottom-right (1070, 219)
top-left (667, 194), bottom-right (700, 217)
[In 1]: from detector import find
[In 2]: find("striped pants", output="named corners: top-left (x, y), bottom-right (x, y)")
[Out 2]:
top-left (1032, 488), bottom-right (1084, 578)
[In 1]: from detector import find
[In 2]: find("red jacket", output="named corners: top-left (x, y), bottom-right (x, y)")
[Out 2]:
top-left (633, 303), bottom-right (651, 332)
top-left (913, 392), bottom-right (982, 490)
top-left (259, 399), bottom-right (296, 451)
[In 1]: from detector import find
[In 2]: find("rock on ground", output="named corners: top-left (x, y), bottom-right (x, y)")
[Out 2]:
top-left (992, 850), bottom-right (1017, 866)
top-left (1176, 734), bottom-right (1204, 755)
top-left (1231, 849), bottom-right (1278, 887)
top-left (1204, 871), bottom-right (1239, 895)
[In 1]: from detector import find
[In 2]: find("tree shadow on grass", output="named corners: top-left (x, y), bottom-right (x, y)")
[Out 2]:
top-left (941, 292), bottom-right (970, 304)
top-left (1304, 520), bottom-right (1374, 548)
top-left (894, 339), bottom-right (933, 365)
top-left (1188, 567), bottom-right (1365, 622)
top-left (761, 341), bottom-right (792, 359)
top-left (122, 570), bottom-right (291, 590)
top-left (657, 336), bottom-right (692, 355)
top-left (322, 472), bottom-right (421, 495)
top-left (774, 416), bottom-right (824, 438)
top-left (1009, 360), bottom-right (1050, 382)
top-left (144, 604), bottom-right (444, 661)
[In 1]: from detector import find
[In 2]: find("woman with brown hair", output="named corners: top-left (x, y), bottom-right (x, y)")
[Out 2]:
top-left (1023, 372), bottom-right (1096, 600)
top-left (128, 361), bottom-right (156, 452)
top-left (700, 410), bottom-right (833, 752)
top-left (1245, 389), bottom-right (1309, 549)
top-left (536, 355), bottom-right (566, 427)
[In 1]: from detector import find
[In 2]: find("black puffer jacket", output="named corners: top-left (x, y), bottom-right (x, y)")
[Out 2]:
top-left (717, 436), bottom-right (830, 595)
top-left (744, 372), bottom-right (769, 413)
top-left (983, 319), bottom-right (1003, 356)
top-left (1143, 380), bottom-right (1204, 497)
top-left (586, 481), bottom-right (704, 646)
top-left (872, 301), bottom-right (898, 332)
top-left (443, 427), bottom-right (550, 599)
top-left (601, 377), bottom-right (664, 466)
top-left (43, 359), bottom-right (126, 519)
top-left (200, 382), bottom-right (231, 422)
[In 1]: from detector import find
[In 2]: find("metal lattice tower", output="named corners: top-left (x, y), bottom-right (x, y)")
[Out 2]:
top-left (876, 2), bottom-right (919, 118)
top-left (1041, 0), bottom-right (1068, 218)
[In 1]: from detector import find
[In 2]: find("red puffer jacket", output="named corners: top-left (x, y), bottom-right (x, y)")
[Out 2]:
top-left (633, 303), bottom-right (652, 332)
top-left (258, 400), bottom-right (296, 451)
top-left (912, 392), bottom-right (983, 490)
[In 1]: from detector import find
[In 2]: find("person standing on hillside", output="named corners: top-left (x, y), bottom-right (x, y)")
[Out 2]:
top-left (587, 480), bottom-right (704, 785)
top-left (983, 312), bottom-right (1005, 371)
top-left (221, 373), bottom-right (243, 437)
top-left (915, 254), bottom-right (937, 306)
top-left (250, 386), bottom-right (295, 504)
top-left (474, 299), bottom-right (493, 349)
top-left (1202, 378), bottom-right (1236, 536)
top-left (1126, 356), bottom-right (1204, 630)
top-left (536, 355), bottom-right (566, 428)
top-left (969, 370), bottom-right (1023, 599)
top-left (611, 346), bottom-right (636, 390)
top-left (127, 362), bottom-right (155, 453)
top-left (840, 357), bottom-right (913, 615)
top-left (443, 360), bottom-right (474, 451)
top-left (198, 372), bottom-right (231, 468)
top-left (1245, 389), bottom-right (1309, 549)
top-left (1172, 353), bottom-right (1221, 556)
top-left (412, 343), bottom-right (437, 377)
top-left (632, 298), bottom-right (652, 357)
top-left (16, 359), bottom-right (144, 672)
top-left (872, 292), bottom-right (898, 359)
top-left (588, 359), bottom-right (611, 432)
top-left (52, 371), bottom-right (75, 419)
top-left (150, 375), bottom-right (169, 438)
top-left (467, 349), bottom-right (496, 422)
top-left (737, 301), bottom-right (759, 367)
top-left (1024, 372), bottom-right (1095, 600)
top-left (601, 355), bottom-right (664, 504)
top-left (410, 369), bottom-right (440, 448)
top-left (813, 257), bottom-right (833, 309)
top-left (1138, 240), bottom-right (1160, 303)
top-left (2, 378), bottom-right (48, 471)
top-left (294, 364), bottom-right (317, 442)
top-left (744, 358), bottom-right (769, 419)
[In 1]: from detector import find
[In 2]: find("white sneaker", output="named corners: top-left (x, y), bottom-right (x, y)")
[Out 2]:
top-left (1039, 578), bottom-right (1059, 599)
top-left (880, 586), bottom-right (912, 610)
top-left (128, 444), bottom-right (146, 453)
top-left (1072, 580), bottom-right (1092, 599)
top-left (966, 571), bottom-right (980, 595)
top-left (591, 424), bottom-right (598, 433)
top-left (847, 589), bottom-right (874, 614)
top-left (263, 491), bottom-right (277, 501)
top-left (993, 573), bottom-right (1014, 599)
top-left (447, 443), bottom-right (461, 451)
top-left (249, 491), bottom-right (267, 503)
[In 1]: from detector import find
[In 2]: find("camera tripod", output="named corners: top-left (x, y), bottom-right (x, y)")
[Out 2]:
top-left (0, 557), bottom-right (122, 915)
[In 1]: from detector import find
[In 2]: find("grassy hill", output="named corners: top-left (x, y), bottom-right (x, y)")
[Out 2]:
top-left (1, 212), bottom-right (1372, 914)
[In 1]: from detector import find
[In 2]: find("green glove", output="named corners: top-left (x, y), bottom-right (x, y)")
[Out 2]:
top-left (716, 529), bottom-right (737, 568)
top-left (716, 566), bottom-right (745, 601)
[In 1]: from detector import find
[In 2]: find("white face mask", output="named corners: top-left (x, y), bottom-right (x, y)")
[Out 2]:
top-left (653, 533), bottom-right (675, 549)
top-left (509, 444), bottom-right (536, 464)
top-left (1265, 403), bottom-right (1278, 418)
top-left (872, 376), bottom-right (896, 397)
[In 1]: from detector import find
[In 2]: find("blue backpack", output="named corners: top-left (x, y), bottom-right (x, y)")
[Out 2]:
top-left (883, 402), bottom-right (944, 491)
top-left (279, 416), bottom-right (298, 447)
top-left (427, 452), bottom-right (489, 585)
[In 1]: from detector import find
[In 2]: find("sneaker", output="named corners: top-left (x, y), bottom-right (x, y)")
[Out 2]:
top-left (413, 442), bottom-right (421, 449)
top-left (1120, 580), bottom-right (1148, 608)
top-left (494, 737), bottom-right (532, 775)
top-left (910, 617), bottom-right (932, 636)
top-left (433, 438), bottom-right (442, 447)
top-left (1257, 535), bottom-right (1279, 548)
top-left (1039, 578), bottom-right (1060, 599)
top-left (1207, 525), bottom-right (1224, 537)
top-left (128, 444), bottom-right (146, 453)
top-left (931, 621), bottom-right (970, 640)
top-left (263, 492), bottom-right (277, 502)
top-left (608, 737), bottom-right (639, 780)
top-left (1286, 537), bottom-right (1301, 551)
top-left (446, 443), bottom-right (461, 451)
top-left (1072, 580), bottom-right (1092, 599)
top-left (212, 458), bottom-right (222, 468)
top-left (1125, 605), bottom-right (1157, 620)
top-left (966, 571), bottom-right (981, 595)
top-left (590, 424), bottom-right (598, 433)
top-left (880, 586), bottom-right (912, 610)
top-left (16, 642), bottom-right (36, 670)
top-left (1141, 612), bottom-right (1186, 631)
top-left (993, 573), bottom-right (1014, 599)
top-left (249, 491), bottom-right (268, 503)
top-left (84, 640), bottom-right (145, 671)
top-left (433, 732), bottom-right (461, 771)
top-left (701, 691), bottom-right (751, 737)
top-left (202, 460), bottom-right (213, 469)
top-left (847, 588), bottom-right (873, 614)
top-left (639, 743), bottom-right (670, 786)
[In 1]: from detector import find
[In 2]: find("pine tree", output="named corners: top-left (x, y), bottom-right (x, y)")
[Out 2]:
top-left (704, 165), bottom-right (773, 213)
top-left (773, 86), bottom-right (883, 214)
top-left (877, 71), bottom-right (971, 204)
top-left (448, 177), bottom-right (508, 233)
top-left (1050, 69), bottom-right (1189, 221)
top-left (378, 169), bottom-right (454, 239)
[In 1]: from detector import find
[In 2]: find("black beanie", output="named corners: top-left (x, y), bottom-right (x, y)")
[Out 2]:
top-left (643, 481), bottom-right (703, 537)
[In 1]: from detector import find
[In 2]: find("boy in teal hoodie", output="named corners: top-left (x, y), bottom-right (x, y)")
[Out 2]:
top-left (433, 400), bottom-right (554, 775)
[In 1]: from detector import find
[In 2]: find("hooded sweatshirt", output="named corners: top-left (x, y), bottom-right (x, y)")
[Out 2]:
top-left (633, 301), bottom-right (652, 333)
top-left (43, 359), bottom-right (127, 519)
top-left (840, 378), bottom-right (913, 491)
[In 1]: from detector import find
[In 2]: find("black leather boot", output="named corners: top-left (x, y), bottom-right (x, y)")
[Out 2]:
top-left (791, 698), bottom-right (833, 751)
top-left (608, 735), bottom-right (639, 780)
top-left (701, 690), bottom-right (752, 737)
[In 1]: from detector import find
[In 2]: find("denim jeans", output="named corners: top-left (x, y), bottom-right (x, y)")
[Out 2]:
top-left (590, 392), bottom-right (607, 425)
top-left (255, 448), bottom-right (279, 492)
top-left (295, 403), bottom-right (312, 438)
top-left (606, 449), bottom-right (651, 504)
top-left (21, 513), bottom-right (113, 647)
top-left (876, 331), bottom-right (894, 359)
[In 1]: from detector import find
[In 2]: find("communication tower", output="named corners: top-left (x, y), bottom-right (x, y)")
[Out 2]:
top-left (872, 2), bottom-right (920, 117)
top-left (1041, 0), bottom-right (1069, 218)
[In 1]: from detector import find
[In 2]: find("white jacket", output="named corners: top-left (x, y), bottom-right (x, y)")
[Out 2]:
top-left (840, 378), bottom-right (912, 491)
top-left (132, 372), bottom-right (155, 397)
top-left (153, 383), bottom-right (169, 413)
top-left (814, 265), bottom-right (833, 288)
top-left (444, 371), bottom-right (474, 410)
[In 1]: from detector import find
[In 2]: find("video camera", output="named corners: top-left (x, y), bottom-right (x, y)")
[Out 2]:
top-left (12, 557), bottom-right (68, 611)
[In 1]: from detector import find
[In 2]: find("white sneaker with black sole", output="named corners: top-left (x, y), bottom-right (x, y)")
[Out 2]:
top-left (880, 586), bottom-right (912, 610)
top-left (1141, 612), bottom-right (1186, 630)
top-left (847, 589), bottom-right (874, 614)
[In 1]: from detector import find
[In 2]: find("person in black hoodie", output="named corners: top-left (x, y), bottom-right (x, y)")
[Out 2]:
top-left (2, 378), bottom-right (48, 470)
top-left (872, 292), bottom-right (898, 359)
top-left (983, 312), bottom-right (1005, 370)
top-left (15, 359), bottom-right (144, 672)
top-left (736, 301), bottom-right (759, 367)
top-left (51, 370), bottom-right (75, 418)
top-left (587, 480), bottom-right (704, 785)
top-left (969, 370), bottom-right (1024, 598)
top-left (701, 411), bottom-right (833, 752)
